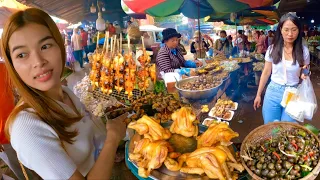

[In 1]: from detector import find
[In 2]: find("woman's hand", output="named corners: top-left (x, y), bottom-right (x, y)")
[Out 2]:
top-left (300, 65), bottom-right (309, 80)
top-left (105, 113), bottom-right (128, 143)
top-left (194, 60), bottom-right (203, 67)
top-left (253, 96), bottom-right (262, 110)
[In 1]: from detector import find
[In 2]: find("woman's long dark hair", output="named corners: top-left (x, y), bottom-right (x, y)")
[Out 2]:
top-left (270, 13), bottom-right (304, 65)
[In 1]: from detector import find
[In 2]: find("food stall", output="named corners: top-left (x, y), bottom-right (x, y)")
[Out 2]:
top-left (73, 30), bottom-right (320, 180)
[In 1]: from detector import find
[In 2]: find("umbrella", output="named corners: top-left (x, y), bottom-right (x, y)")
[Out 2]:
top-left (0, 0), bottom-right (28, 28)
top-left (122, 0), bottom-right (280, 19)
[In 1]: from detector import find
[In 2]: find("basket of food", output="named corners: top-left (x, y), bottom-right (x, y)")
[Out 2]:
top-left (175, 75), bottom-right (222, 101)
top-left (240, 122), bottom-right (320, 180)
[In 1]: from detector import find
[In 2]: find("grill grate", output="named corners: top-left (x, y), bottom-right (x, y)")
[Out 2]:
top-left (92, 88), bottom-right (142, 102)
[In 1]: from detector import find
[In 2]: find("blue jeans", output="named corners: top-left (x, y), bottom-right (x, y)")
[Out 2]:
top-left (73, 50), bottom-right (83, 68)
top-left (262, 81), bottom-right (298, 124)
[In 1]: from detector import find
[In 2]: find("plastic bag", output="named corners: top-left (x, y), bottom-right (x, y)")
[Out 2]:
top-left (281, 87), bottom-right (298, 108)
top-left (285, 77), bottom-right (317, 122)
top-left (298, 77), bottom-right (317, 120)
top-left (286, 101), bottom-right (304, 122)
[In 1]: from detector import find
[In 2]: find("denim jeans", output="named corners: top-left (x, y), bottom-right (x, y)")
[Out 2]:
top-left (262, 81), bottom-right (298, 124)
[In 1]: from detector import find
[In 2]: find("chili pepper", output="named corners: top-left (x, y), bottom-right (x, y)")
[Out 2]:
top-left (261, 145), bottom-right (266, 152)
top-left (303, 156), bottom-right (309, 161)
top-left (308, 151), bottom-right (314, 157)
top-left (291, 141), bottom-right (298, 151)
top-left (273, 151), bottom-right (281, 161)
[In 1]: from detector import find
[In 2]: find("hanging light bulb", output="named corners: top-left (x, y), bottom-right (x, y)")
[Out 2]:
top-left (90, 3), bottom-right (96, 13)
top-left (96, 12), bottom-right (106, 31)
top-left (102, 7), bottom-right (105, 12)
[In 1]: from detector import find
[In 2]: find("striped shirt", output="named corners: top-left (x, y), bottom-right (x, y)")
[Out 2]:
top-left (156, 45), bottom-right (186, 73)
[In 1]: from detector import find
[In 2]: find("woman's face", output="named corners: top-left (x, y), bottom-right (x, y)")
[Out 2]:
top-left (166, 37), bottom-right (179, 49)
top-left (220, 33), bottom-right (226, 38)
top-left (281, 20), bottom-right (299, 44)
top-left (8, 23), bottom-right (63, 92)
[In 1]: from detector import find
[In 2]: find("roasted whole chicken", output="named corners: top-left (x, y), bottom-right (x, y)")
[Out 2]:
top-left (170, 107), bottom-right (198, 138)
top-left (128, 115), bottom-right (171, 141)
top-left (129, 138), bottom-right (171, 178)
top-left (164, 146), bottom-right (244, 180)
top-left (197, 123), bottom-right (239, 148)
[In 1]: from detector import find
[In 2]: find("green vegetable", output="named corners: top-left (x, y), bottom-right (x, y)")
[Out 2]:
top-left (154, 81), bottom-right (166, 94)
top-left (301, 171), bottom-right (311, 177)
top-left (300, 165), bottom-right (313, 171)
top-left (304, 124), bottom-right (320, 136)
top-left (298, 130), bottom-right (307, 137)
top-left (286, 166), bottom-right (293, 176)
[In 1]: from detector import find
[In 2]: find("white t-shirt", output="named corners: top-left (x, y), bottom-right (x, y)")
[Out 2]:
top-left (10, 86), bottom-right (106, 179)
top-left (265, 45), bottom-right (310, 86)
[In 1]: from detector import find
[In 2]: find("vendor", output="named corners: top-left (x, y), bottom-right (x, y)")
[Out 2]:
top-left (190, 31), bottom-right (209, 59)
top-left (214, 30), bottom-right (232, 57)
top-left (156, 28), bottom-right (187, 73)
top-left (231, 38), bottom-right (249, 57)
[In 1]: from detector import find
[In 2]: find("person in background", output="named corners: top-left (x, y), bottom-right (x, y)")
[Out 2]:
top-left (203, 34), bottom-right (214, 57)
top-left (65, 39), bottom-right (76, 71)
top-left (142, 32), bottom-right (154, 51)
top-left (0, 61), bottom-right (33, 179)
top-left (157, 28), bottom-right (202, 73)
top-left (178, 38), bottom-right (187, 56)
top-left (227, 35), bottom-right (233, 45)
top-left (237, 30), bottom-right (249, 46)
top-left (1, 8), bottom-right (126, 179)
top-left (253, 13), bottom-right (310, 124)
top-left (214, 30), bottom-right (232, 57)
top-left (87, 28), bottom-right (94, 53)
top-left (231, 38), bottom-right (249, 57)
top-left (190, 31), bottom-right (208, 59)
top-left (79, 27), bottom-right (88, 63)
top-left (108, 23), bottom-right (116, 36)
top-left (71, 27), bottom-right (83, 68)
top-left (254, 31), bottom-right (266, 54)
top-left (114, 22), bottom-right (121, 37)
top-left (265, 30), bottom-right (274, 48)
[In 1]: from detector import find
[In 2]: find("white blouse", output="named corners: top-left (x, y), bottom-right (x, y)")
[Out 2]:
top-left (10, 86), bottom-right (106, 179)
top-left (265, 45), bottom-right (310, 86)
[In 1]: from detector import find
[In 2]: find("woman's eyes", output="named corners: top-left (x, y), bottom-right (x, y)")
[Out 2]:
top-left (16, 53), bottom-right (27, 59)
top-left (41, 44), bottom-right (52, 50)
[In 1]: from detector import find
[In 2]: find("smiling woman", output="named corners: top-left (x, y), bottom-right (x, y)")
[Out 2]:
top-left (0, 8), bottom-right (127, 179)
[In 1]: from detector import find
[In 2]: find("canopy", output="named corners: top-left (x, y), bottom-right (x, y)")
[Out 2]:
top-left (122, 0), bottom-right (280, 19)
top-left (0, 0), bottom-right (28, 28)
top-left (206, 7), bottom-right (279, 26)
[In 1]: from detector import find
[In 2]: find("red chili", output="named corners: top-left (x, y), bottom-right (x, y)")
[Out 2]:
top-left (291, 142), bottom-right (298, 151)
top-left (273, 152), bottom-right (281, 161)
top-left (304, 155), bottom-right (309, 161)
top-left (309, 152), bottom-right (314, 157)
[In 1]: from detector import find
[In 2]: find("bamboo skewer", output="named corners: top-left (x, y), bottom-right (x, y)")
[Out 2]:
top-left (117, 40), bottom-right (120, 54)
top-left (105, 31), bottom-right (110, 57)
top-left (141, 36), bottom-right (145, 50)
top-left (103, 31), bottom-right (109, 54)
top-left (110, 37), bottom-right (113, 58)
top-left (120, 33), bottom-right (122, 55)
top-left (128, 35), bottom-right (131, 53)
top-left (96, 32), bottom-right (100, 50)
top-left (113, 35), bottom-right (117, 57)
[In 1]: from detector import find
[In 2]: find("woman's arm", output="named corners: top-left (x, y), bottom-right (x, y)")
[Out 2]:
top-left (70, 113), bottom-right (127, 179)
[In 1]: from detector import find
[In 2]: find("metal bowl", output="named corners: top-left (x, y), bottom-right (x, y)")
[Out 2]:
top-left (175, 77), bottom-right (222, 101)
